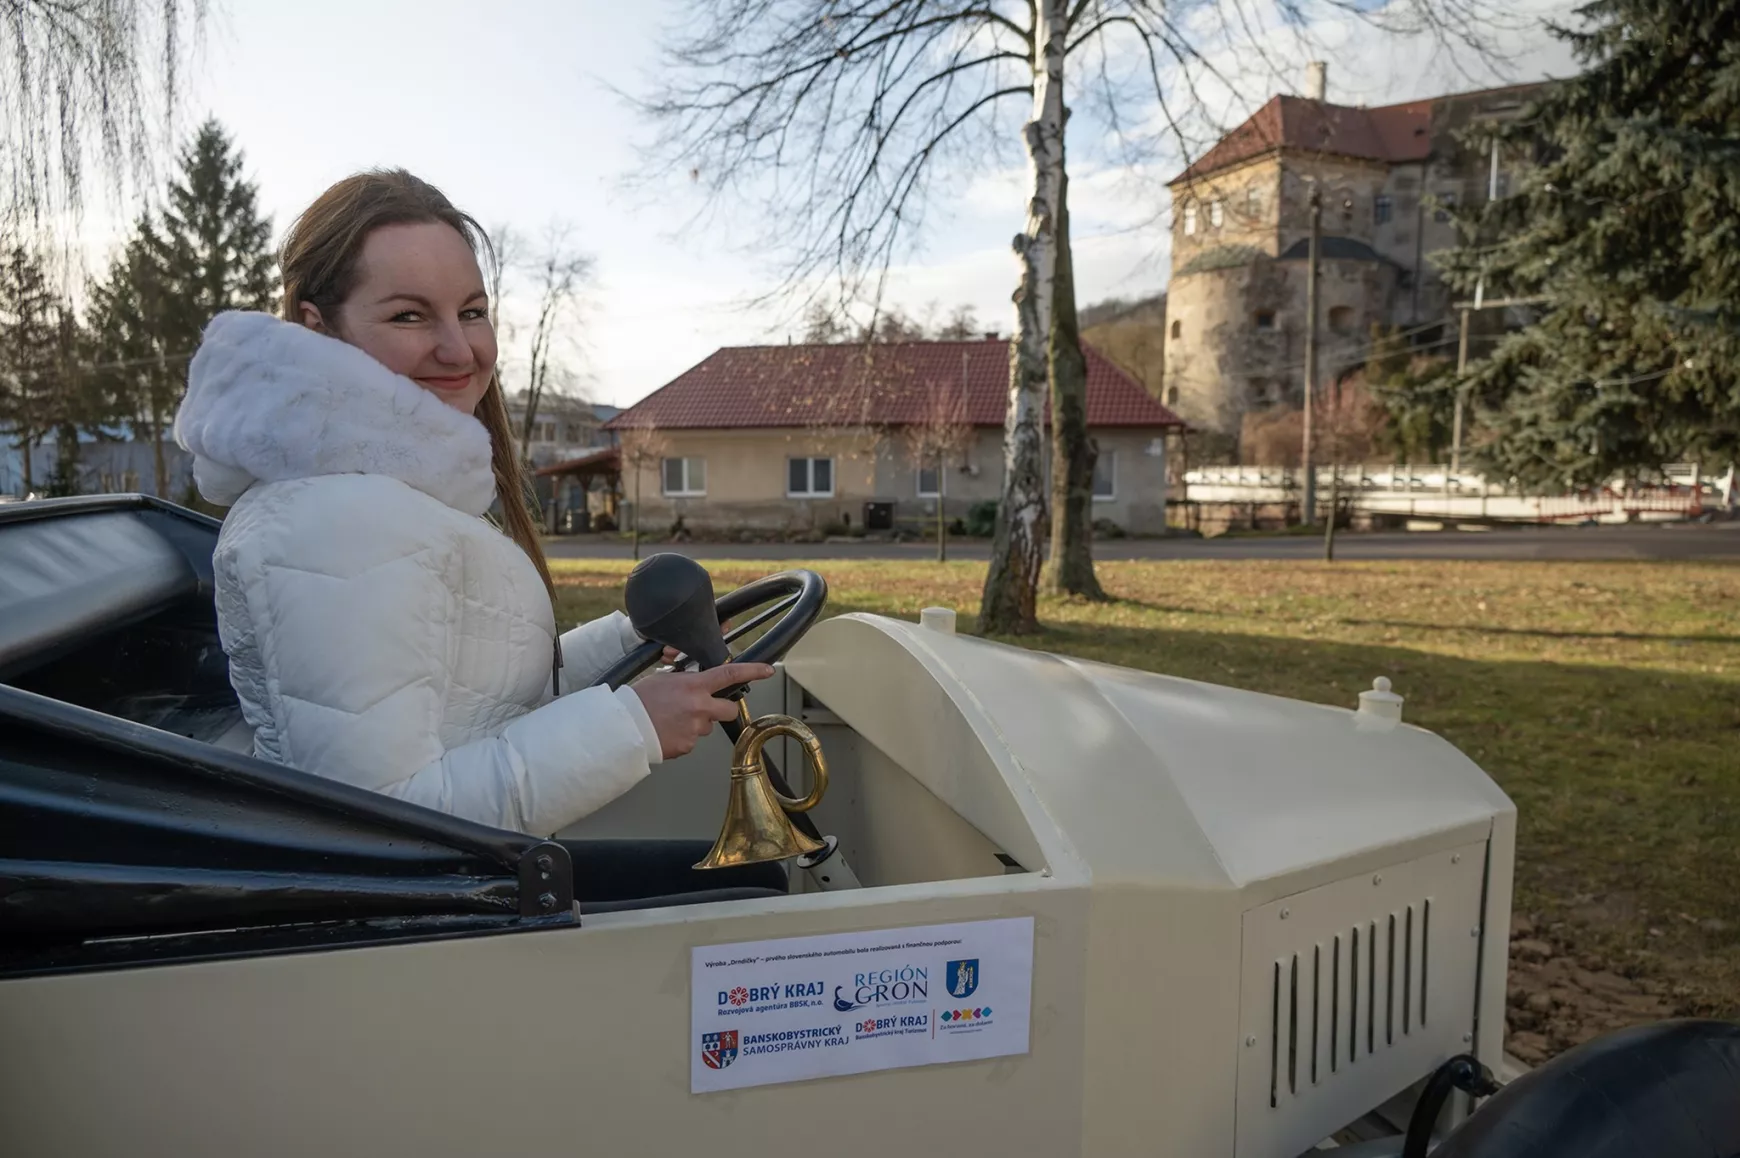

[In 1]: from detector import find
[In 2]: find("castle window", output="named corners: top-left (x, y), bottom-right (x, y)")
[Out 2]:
top-left (1170, 320), bottom-right (1182, 340)
top-left (1208, 200), bottom-right (1224, 229)
top-left (1246, 378), bottom-right (1273, 406)
top-left (1254, 309), bottom-right (1276, 330)
top-left (1166, 386), bottom-right (1179, 406)
top-left (1374, 194), bottom-right (1393, 225)
top-left (1182, 205), bottom-right (1197, 235)
top-left (1328, 306), bottom-right (1355, 333)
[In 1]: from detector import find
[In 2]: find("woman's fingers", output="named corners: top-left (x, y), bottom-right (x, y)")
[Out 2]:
top-left (631, 664), bottom-right (777, 759)
top-left (698, 662), bottom-right (775, 691)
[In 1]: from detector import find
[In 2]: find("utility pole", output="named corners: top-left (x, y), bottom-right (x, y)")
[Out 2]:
top-left (1452, 306), bottom-right (1471, 475)
top-left (1452, 136), bottom-right (1503, 479)
top-left (1301, 182), bottom-right (1322, 525)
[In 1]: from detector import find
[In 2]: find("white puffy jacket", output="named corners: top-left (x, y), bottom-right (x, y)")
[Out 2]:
top-left (174, 310), bottom-right (660, 836)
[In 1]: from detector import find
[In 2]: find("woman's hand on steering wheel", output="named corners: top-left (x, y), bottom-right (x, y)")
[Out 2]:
top-left (631, 663), bottom-right (774, 759)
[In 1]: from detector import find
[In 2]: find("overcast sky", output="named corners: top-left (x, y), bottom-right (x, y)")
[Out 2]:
top-left (112, 0), bottom-right (1580, 407)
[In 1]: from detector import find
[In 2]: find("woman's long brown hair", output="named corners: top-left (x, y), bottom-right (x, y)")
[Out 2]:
top-left (277, 169), bottom-right (555, 600)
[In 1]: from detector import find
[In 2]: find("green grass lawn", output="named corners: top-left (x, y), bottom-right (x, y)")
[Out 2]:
top-left (553, 557), bottom-right (1740, 1031)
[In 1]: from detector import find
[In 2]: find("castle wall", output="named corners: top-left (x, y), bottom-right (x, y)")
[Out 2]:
top-left (1169, 155), bottom-right (1283, 261)
top-left (1165, 254), bottom-right (1399, 437)
top-left (1162, 88), bottom-right (1547, 445)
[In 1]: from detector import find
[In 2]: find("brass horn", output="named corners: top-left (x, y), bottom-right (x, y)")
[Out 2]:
top-left (694, 704), bottom-right (829, 870)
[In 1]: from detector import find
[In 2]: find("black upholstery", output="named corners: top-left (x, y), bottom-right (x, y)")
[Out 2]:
top-left (0, 510), bottom-right (200, 680)
top-left (563, 839), bottom-right (789, 911)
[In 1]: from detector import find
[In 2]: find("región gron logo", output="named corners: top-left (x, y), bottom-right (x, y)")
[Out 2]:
top-left (831, 964), bottom-right (929, 1011)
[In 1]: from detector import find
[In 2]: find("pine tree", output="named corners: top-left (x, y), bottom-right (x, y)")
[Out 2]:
top-left (158, 120), bottom-right (278, 322)
top-left (88, 228), bottom-right (175, 494)
top-left (88, 119), bottom-right (276, 495)
top-left (1439, 0), bottom-right (1740, 489)
top-left (0, 245), bottom-right (67, 494)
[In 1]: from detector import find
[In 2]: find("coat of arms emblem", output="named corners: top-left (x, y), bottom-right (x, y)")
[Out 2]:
top-left (701, 1030), bottom-right (739, 1069)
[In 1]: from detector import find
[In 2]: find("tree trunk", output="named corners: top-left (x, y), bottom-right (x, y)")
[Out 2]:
top-left (979, 0), bottom-right (1065, 636)
top-left (937, 453), bottom-right (947, 564)
top-left (632, 462), bottom-right (643, 561)
top-left (1041, 156), bottom-right (1105, 599)
top-left (147, 406), bottom-right (167, 498)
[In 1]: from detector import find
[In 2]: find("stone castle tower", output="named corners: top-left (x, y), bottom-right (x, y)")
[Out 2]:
top-left (1161, 69), bottom-right (1545, 443)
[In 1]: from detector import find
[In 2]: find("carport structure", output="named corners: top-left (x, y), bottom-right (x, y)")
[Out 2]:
top-left (534, 445), bottom-right (621, 533)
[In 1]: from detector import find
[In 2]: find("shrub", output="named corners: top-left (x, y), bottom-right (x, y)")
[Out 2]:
top-left (965, 500), bottom-right (998, 537)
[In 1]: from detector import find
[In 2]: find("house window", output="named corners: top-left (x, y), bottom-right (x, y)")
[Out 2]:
top-left (917, 462), bottom-right (941, 497)
top-left (1208, 200), bottom-right (1224, 229)
top-left (1493, 171), bottom-right (1510, 200)
top-left (1254, 309), bottom-right (1276, 330)
top-left (1374, 194), bottom-right (1393, 225)
top-left (787, 456), bottom-right (834, 497)
top-left (1092, 451), bottom-right (1116, 500)
top-left (563, 422), bottom-right (586, 444)
top-left (1170, 319), bottom-right (1182, 340)
top-left (1246, 378), bottom-right (1273, 406)
top-left (533, 420), bottom-right (557, 443)
top-left (662, 457), bottom-right (706, 496)
top-left (1329, 306), bottom-right (1355, 333)
top-left (1182, 205), bottom-right (1197, 235)
top-left (1433, 192), bottom-right (1458, 223)
top-left (1247, 187), bottom-right (1263, 215)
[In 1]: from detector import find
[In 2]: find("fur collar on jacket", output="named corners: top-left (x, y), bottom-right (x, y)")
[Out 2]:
top-left (174, 310), bottom-right (498, 515)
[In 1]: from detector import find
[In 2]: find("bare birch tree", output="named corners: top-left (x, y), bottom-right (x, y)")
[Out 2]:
top-left (636, 0), bottom-right (1513, 632)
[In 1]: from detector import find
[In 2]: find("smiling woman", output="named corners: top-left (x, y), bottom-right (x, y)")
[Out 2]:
top-left (295, 221), bottom-right (497, 416)
top-left (168, 169), bottom-right (776, 841)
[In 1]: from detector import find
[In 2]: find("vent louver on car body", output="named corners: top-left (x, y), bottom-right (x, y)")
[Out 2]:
top-left (1236, 841), bottom-right (1491, 1158)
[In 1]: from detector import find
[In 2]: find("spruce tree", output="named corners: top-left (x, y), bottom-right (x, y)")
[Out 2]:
top-left (0, 245), bottom-right (67, 494)
top-left (1439, 0), bottom-right (1740, 489)
top-left (88, 119), bottom-right (276, 495)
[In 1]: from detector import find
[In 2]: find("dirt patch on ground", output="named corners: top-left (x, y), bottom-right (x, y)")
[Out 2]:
top-left (1504, 912), bottom-right (1687, 1065)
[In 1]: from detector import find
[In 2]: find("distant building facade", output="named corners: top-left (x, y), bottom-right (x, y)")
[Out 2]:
top-left (1163, 70), bottom-right (1546, 440)
top-left (504, 391), bottom-right (620, 469)
top-left (605, 339), bottom-right (1185, 536)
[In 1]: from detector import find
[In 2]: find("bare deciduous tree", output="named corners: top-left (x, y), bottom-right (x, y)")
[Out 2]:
top-left (617, 422), bottom-right (671, 561)
top-left (637, 0), bottom-right (1514, 631)
top-left (485, 222), bottom-right (524, 330)
top-left (512, 224), bottom-right (594, 459)
top-left (905, 364), bottom-right (974, 563)
top-left (1, 0), bottom-right (203, 231)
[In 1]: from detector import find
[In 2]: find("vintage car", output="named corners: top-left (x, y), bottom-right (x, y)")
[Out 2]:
top-left (0, 494), bottom-right (1734, 1158)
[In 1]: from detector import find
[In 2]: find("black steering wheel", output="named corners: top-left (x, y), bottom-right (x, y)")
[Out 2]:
top-left (590, 567), bottom-right (829, 692)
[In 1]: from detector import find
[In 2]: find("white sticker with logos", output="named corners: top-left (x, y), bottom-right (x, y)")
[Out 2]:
top-left (690, 916), bottom-right (1034, 1093)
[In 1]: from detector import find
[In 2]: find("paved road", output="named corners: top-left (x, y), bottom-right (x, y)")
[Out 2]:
top-left (547, 520), bottom-right (1740, 562)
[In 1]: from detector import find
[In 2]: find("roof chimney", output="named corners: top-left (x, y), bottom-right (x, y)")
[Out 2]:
top-left (1305, 61), bottom-right (1327, 102)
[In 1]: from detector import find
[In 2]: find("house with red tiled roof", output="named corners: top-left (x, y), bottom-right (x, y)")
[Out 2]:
top-left (601, 338), bottom-right (1185, 535)
top-left (1161, 67), bottom-right (1548, 444)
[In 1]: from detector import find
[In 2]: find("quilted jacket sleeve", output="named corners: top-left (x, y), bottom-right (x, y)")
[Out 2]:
top-left (220, 481), bottom-right (654, 836)
top-left (558, 611), bottom-right (644, 693)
